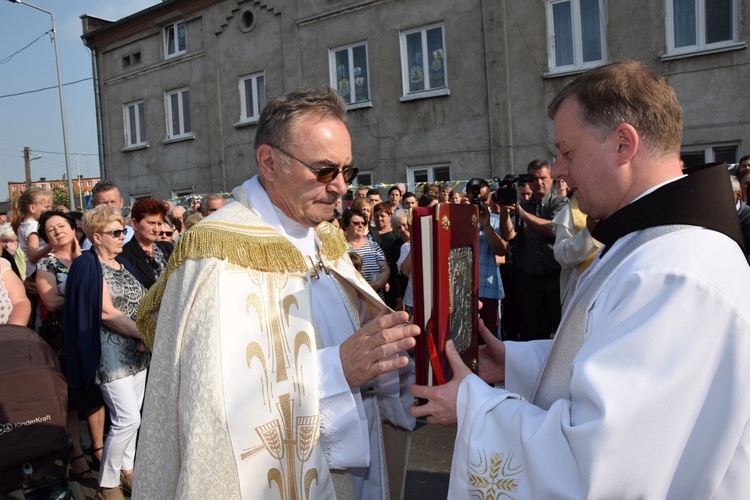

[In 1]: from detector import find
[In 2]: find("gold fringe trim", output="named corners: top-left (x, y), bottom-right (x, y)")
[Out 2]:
top-left (137, 219), bottom-right (348, 350)
top-left (315, 221), bottom-right (349, 261)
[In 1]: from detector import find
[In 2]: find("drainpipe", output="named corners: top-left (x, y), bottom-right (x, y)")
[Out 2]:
top-left (83, 39), bottom-right (106, 182)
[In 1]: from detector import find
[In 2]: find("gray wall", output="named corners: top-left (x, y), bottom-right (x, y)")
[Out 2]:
top-left (83, 0), bottom-right (750, 201)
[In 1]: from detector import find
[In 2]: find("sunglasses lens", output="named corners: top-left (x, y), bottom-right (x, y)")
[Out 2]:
top-left (343, 167), bottom-right (358, 183)
top-left (316, 167), bottom-right (339, 183)
top-left (316, 166), bottom-right (358, 183)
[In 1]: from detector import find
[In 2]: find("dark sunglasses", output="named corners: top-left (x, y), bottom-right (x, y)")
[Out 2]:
top-left (101, 227), bottom-right (129, 238)
top-left (160, 231), bottom-right (174, 237)
top-left (271, 145), bottom-right (358, 184)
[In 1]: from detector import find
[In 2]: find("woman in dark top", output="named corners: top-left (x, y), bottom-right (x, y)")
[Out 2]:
top-left (373, 202), bottom-right (398, 308)
top-left (36, 210), bottom-right (104, 485)
top-left (120, 198), bottom-right (173, 289)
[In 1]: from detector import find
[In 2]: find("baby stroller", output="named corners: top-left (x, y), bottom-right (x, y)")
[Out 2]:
top-left (0, 325), bottom-right (83, 499)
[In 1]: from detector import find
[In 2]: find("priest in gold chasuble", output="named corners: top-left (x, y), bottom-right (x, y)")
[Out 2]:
top-left (133, 88), bottom-right (418, 500)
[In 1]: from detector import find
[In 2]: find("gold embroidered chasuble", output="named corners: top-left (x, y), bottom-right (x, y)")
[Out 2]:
top-left (134, 195), bottom-right (410, 499)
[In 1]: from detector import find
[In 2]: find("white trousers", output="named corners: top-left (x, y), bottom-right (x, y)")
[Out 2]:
top-left (98, 369), bottom-right (147, 487)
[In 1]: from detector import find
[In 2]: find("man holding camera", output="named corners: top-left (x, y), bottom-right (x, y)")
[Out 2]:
top-left (501, 159), bottom-right (568, 340)
top-left (466, 178), bottom-right (508, 337)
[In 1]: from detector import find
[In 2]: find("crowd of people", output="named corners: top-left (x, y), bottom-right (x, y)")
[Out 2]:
top-left (1, 60), bottom-right (749, 499)
top-left (330, 161), bottom-right (584, 343)
top-left (0, 182), bottom-right (225, 498)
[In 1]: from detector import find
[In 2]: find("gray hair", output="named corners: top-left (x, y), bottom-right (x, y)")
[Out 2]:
top-left (0, 222), bottom-right (16, 242)
top-left (730, 175), bottom-right (741, 195)
top-left (392, 209), bottom-right (410, 224)
top-left (254, 87), bottom-right (347, 173)
top-left (204, 193), bottom-right (223, 203)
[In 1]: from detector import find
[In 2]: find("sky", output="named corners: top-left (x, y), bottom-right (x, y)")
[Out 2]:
top-left (0, 0), bottom-right (161, 201)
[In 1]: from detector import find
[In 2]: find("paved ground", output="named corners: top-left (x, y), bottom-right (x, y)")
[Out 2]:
top-left (3, 420), bottom-right (456, 499)
top-left (404, 420), bottom-right (456, 499)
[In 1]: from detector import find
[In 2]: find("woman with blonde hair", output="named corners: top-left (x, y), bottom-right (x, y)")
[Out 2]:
top-left (0, 222), bottom-right (26, 278)
top-left (65, 205), bottom-right (150, 499)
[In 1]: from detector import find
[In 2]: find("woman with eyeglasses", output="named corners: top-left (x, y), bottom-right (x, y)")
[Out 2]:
top-left (349, 196), bottom-right (381, 244)
top-left (120, 198), bottom-right (174, 290)
top-left (64, 205), bottom-right (150, 499)
top-left (159, 215), bottom-right (181, 243)
top-left (343, 207), bottom-right (390, 299)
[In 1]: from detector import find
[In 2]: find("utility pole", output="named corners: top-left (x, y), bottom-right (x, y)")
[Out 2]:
top-left (24, 147), bottom-right (32, 187)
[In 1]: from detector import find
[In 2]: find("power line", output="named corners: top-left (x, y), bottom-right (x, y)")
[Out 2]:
top-left (27, 149), bottom-right (96, 156)
top-left (0, 77), bottom-right (93, 100)
top-left (0, 30), bottom-right (51, 64)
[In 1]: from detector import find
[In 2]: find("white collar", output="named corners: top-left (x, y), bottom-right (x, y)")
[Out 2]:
top-left (242, 176), bottom-right (318, 257)
top-left (631, 174), bottom-right (686, 203)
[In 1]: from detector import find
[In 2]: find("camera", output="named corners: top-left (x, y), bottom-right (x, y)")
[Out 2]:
top-left (492, 174), bottom-right (534, 205)
top-left (466, 178), bottom-right (486, 206)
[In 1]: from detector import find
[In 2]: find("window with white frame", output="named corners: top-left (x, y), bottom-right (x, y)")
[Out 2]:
top-left (681, 143), bottom-right (738, 169)
top-left (164, 21), bottom-right (187, 58)
top-left (407, 164), bottom-right (451, 186)
top-left (666, 0), bottom-right (740, 56)
top-left (166, 88), bottom-right (192, 140)
top-left (124, 101), bottom-right (146, 147)
top-left (546, 0), bottom-right (605, 73)
top-left (330, 43), bottom-right (371, 106)
top-left (239, 72), bottom-right (266, 123)
top-left (172, 189), bottom-right (193, 199)
top-left (240, 73), bottom-right (266, 123)
top-left (400, 24), bottom-right (448, 98)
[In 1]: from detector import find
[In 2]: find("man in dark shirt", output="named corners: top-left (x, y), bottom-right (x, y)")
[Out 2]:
top-left (501, 159), bottom-right (568, 340)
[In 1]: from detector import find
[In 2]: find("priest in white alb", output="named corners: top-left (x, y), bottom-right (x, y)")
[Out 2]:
top-left (132, 87), bottom-right (418, 500)
top-left (410, 61), bottom-right (750, 499)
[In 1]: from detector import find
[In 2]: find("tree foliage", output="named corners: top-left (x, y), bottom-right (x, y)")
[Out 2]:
top-left (52, 185), bottom-right (70, 209)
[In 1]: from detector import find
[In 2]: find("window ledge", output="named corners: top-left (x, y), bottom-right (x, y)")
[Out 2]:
top-left (165, 51), bottom-right (187, 61)
top-left (233, 119), bottom-right (259, 129)
top-left (163, 134), bottom-right (195, 145)
top-left (347, 101), bottom-right (373, 110)
top-left (661, 41), bottom-right (747, 61)
top-left (121, 143), bottom-right (149, 152)
top-left (544, 61), bottom-right (606, 79)
top-left (400, 88), bottom-right (450, 102)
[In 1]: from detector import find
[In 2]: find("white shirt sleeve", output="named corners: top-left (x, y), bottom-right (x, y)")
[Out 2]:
top-left (396, 242), bottom-right (410, 272)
